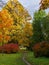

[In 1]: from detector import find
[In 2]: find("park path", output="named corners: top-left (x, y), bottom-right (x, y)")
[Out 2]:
top-left (22, 51), bottom-right (31, 65)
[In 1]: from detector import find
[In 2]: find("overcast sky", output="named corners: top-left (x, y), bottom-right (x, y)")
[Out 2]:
top-left (18, 0), bottom-right (40, 17)
top-left (0, 0), bottom-right (42, 18)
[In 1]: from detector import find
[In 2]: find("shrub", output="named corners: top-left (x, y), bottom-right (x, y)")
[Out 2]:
top-left (0, 43), bottom-right (19, 53)
top-left (33, 41), bottom-right (49, 57)
top-left (0, 46), bottom-right (2, 53)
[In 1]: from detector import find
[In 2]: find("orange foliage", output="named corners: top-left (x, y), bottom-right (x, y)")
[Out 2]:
top-left (5, 36), bottom-right (10, 41)
top-left (33, 41), bottom-right (49, 57)
top-left (40, 0), bottom-right (49, 10)
top-left (0, 9), bottom-right (14, 43)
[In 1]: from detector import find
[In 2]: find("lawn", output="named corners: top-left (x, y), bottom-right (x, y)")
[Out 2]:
top-left (0, 53), bottom-right (26, 65)
top-left (26, 52), bottom-right (49, 65)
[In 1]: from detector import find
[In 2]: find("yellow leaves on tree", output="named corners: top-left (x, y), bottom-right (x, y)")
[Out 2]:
top-left (40, 0), bottom-right (49, 10)
top-left (22, 22), bottom-right (33, 46)
top-left (0, 9), bottom-right (14, 44)
top-left (18, 22), bottom-right (33, 47)
top-left (24, 22), bottom-right (33, 36)
top-left (0, 0), bottom-right (32, 47)
top-left (3, 0), bottom-right (31, 25)
top-left (0, 10), bottom-right (13, 28)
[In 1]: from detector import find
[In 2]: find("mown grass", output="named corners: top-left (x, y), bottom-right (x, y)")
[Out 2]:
top-left (0, 53), bottom-right (26, 65)
top-left (26, 51), bottom-right (49, 65)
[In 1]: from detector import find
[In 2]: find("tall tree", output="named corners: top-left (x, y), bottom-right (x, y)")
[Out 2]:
top-left (32, 10), bottom-right (46, 44)
top-left (40, 0), bottom-right (49, 42)
top-left (2, 0), bottom-right (32, 44)
top-left (41, 14), bottom-right (49, 42)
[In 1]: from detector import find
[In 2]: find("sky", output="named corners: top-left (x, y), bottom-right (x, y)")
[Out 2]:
top-left (1, 0), bottom-right (49, 18)
top-left (0, 0), bottom-right (41, 18)
top-left (18, 0), bottom-right (40, 17)
top-left (18, 0), bottom-right (49, 18)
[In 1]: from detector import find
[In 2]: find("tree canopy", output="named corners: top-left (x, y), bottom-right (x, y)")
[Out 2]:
top-left (40, 0), bottom-right (49, 10)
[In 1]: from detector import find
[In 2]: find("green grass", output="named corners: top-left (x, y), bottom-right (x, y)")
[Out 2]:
top-left (26, 52), bottom-right (49, 65)
top-left (0, 53), bottom-right (26, 65)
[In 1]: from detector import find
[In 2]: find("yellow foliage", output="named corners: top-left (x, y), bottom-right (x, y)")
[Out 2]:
top-left (40, 0), bottom-right (49, 10)
top-left (0, 0), bottom-right (32, 47)
top-left (0, 9), bottom-right (14, 44)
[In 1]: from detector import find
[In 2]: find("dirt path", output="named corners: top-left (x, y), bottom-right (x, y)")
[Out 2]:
top-left (22, 51), bottom-right (31, 65)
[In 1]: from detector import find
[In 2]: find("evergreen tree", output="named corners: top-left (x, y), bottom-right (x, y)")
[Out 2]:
top-left (32, 10), bottom-right (46, 44)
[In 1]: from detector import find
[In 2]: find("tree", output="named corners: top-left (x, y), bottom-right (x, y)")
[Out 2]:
top-left (39, 0), bottom-right (49, 43)
top-left (9, 22), bottom-right (32, 47)
top-left (0, 9), bottom-right (14, 45)
top-left (32, 10), bottom-right (46, 44)
top-left (2, 0), bottom-right (32, 45)
top-left (41, 14), bottom-right (49, 42)
top-left (40, 0), bottom-right (49, 10)
top-left (3, 0), bottom-right (31, 26)
top-left (22, 22), bottom-right (32, 47)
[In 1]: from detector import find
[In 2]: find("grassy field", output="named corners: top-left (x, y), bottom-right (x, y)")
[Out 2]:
top-left (0, 53), bottom-right (26, 65)
top-left (26, 52), bottom-right (49, 65)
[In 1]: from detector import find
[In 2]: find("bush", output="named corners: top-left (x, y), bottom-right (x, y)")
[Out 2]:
top-left (0, 43), bottom-right (19, 53)
top-left (0, 46), bottom-right (2, 53)
top-left (33, 41), bottom-right (49, 57)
